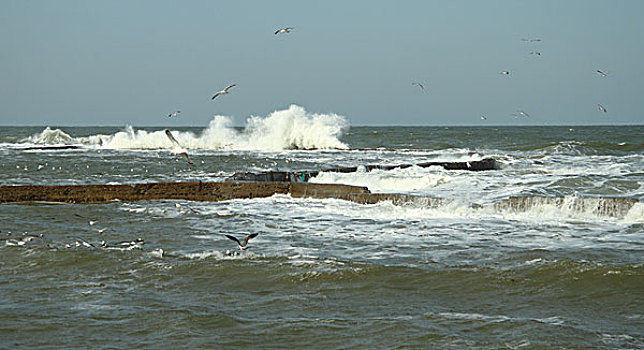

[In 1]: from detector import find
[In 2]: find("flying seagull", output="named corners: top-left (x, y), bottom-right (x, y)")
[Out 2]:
top-left (596, 70), bottom-right (608, 77)
top-left (164, 129), bottom-right (194, 165)
top-left (598, 104), bottom-right (607, 113)
top-left (480, 115), bottom-right (487, 120)
top-left (500, 71), bottom-right (510, 75)
top-left (518, 110), bottom-right (530, 117)
top-left (275, 27), bottom-right (293, 35)
top-left (529, 51), bottom-right (541, 56)
top-left (225, 233), bottom-right (258, 251)
top-left (521, 38), bottom-right (542, 42)
top-left (168, 111), bottom-right (181, 118)
top-left (412, 82), bottom-right (425, 91)
top-left (211, 84), bottom-right (236, 100)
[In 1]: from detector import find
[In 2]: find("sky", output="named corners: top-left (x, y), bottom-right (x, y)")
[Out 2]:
top-left (1, 0), bottom-right (643, 126)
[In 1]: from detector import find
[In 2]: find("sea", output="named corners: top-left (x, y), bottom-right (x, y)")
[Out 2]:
top-left (1, 105), bottom-right (643, 349)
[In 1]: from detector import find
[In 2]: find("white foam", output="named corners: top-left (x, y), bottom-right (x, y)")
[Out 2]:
top-left (92, 105), bottom-right (348, 151)
top-left (182, 250), bottom-right (257, 260)
top-left (22, 127), bottom-right (74, 144)
top-left (182, 250), bottom-right (224, 260)
top-left (623, 202), bottom-right (644, 223)
top-left (310, 166), bottom-right (450, 194)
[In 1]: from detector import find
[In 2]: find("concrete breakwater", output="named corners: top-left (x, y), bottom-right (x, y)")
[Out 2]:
top-left (231, 158), bottom-right (499, 182)
top-left (0, 181), bottom-right (637, 218)
top-left (495, 195), bottom-right (639, 218)
top-left (0, 181), bottom-right (442, 206)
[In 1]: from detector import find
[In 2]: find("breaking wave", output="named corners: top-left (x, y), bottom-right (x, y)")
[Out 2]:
top-left (23, 127), bottom-right (75, 144)
top-left (19, 105), bottom-right (349, 151)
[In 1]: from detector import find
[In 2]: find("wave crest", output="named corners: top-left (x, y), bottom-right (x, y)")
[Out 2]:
top-left (22, 127), bottom-right (74, 144)
top-left (242, 105), bottom-right (349, 150)
top-left (27, 105), bottom-right (349, 151)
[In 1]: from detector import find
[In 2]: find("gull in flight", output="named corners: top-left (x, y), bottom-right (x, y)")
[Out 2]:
top-left (168, 111), bottom-right (181, 118)
top-left (518, 110), bottom-right (530, 117)
top-left (225, 233), bottom-right (258, 251)
top-left (529, 51), bottom-right (541, 56)
top-left (598, 104), bottom-right (607, 113)
top-left (275, 27), bottom-right (293, 35)
top-left (500, 71), bottom-right (510, 76)
top-left (480, 115), bottom-right (487, 120)
top-left (165, 129), bottom-right (194, 165)
top-left (211, 84), bottom-right (236, 100)
top-left (596, 70), bottom-right (608, 77)
top-left (521, 38), bottom-right (542, 42)
top-left (412, 82), bottom-right (425, 91)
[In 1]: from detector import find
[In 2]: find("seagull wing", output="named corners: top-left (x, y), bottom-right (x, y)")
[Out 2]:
top-left (180, 152), bottom-right (194, 165)
top-left (241, 233), bottom-right (258, 247)
top-left (224, 84), bottom-right (236, 92)
top-left (166, 130), bottom-right (193, 164)
top-left (225, 234), bottom-right (242, 247)
top-left (211, 92), bottom-right (221, 100)
top-left (165, 129), bottom-right (181, 148)
top-left (275, 29), bottom-right (281, 34)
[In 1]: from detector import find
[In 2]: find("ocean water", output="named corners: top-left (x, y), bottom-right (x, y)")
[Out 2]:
top-left (1, 105), bottom-right (643, 349)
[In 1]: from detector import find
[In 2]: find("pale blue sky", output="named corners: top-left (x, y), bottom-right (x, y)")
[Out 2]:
top-left (1, 0), bottom-right (642, 126)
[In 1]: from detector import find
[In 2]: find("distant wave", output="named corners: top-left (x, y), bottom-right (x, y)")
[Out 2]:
top-left (20, 105), bottom-right (350, 151)
top-left (22, 127), bottom-right (76, 145)
top-left (517, 140), bottom-right (644, 155)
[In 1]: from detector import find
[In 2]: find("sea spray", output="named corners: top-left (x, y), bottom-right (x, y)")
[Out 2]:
top-left (33, 105), bottom-right (349, 151)
top-left (198, 104), bottom-right (349, 150)
top-left (240, 104), bottom-right (348, 150)
top-left (102, 126), bottom-right (185, 150)
top-left (22, 127), bottom-right (74, 144)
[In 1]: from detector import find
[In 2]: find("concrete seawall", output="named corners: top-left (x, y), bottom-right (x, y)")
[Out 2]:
top-left (231, 158), bottom-right (499, 182)
top-left (0, 181), bottom-right (444, 206)
top-left (1, 181), bottom-right (636, 218)
top-left (0, 181), bottom-right (355, 204)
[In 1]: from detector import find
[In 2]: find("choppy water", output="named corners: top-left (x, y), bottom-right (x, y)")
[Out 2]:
top-left (1, 107), bottom-right (643, 348)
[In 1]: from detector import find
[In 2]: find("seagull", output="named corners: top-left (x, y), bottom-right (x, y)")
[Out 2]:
top-left (211, 84), bottom-right (236, 100)
top-left (116, 238), bottom-right (144, 247)
top-left (225, 233), bottom-right (258, 251)
top-left (412, 82), bottom-right (425, 91)
top-left (165, 129), bottom-right (194, 165)
top-left (65, 240), bottom-right (94, 248)
top-left (518, 110), bottom-right (530, 117)
top-left (168, 111), bottom-right (181, 118)
top-left (99, 238), bottom-right (144, 249)
top-left (598, 104), bottom-right (607, 113)
top-left (500, 71), bottom-right (510, 75)
top-left (529, 51), bottom-right (541, 56)
top-left (480, 115), bottom-right (487, 120)
top-left (5, 235), bottom-right (38, 246)
top-left (596, 70), bottom-right (608, 77)
top-left (521, 38), bottom-right (542, 42)
top-left (275, 27), bottom-right (293, 35)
